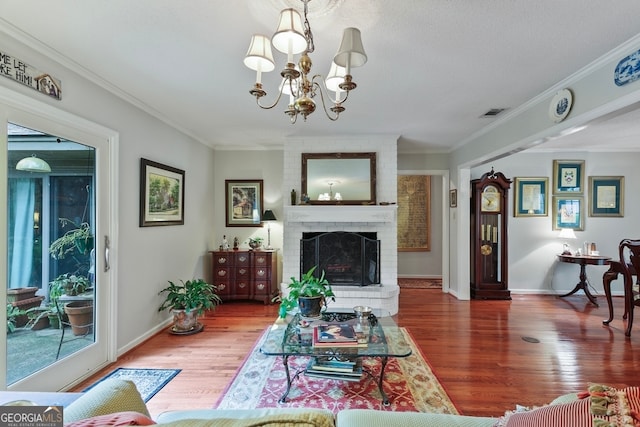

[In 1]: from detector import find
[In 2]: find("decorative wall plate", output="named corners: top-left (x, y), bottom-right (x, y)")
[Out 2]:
top-left (614, 48), bottom-right (640, 86)
top-left (549, 88), bottom-right (573, 123)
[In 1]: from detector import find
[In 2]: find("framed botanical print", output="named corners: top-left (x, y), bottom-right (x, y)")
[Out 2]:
top-left (552, 196), bottom-right (584, 230)
top-left (553, 160), bottom-right (584, 194)
top-left (225, 179), bottom-right (263, 227)
top-left (589, 176), bottom-right (624, 217)
top-left (514, 177), bottom-right (548, 217)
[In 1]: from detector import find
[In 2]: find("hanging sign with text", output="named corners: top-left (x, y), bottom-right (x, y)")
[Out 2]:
top-left (0, 49), bottom-right (62, 100)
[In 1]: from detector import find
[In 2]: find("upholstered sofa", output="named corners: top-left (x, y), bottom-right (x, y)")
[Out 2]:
top-left (9, 378), bottom-right (637, 426)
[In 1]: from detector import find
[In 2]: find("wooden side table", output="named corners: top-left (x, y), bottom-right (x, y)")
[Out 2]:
top-left (557, 254), bottom-right (611, 306)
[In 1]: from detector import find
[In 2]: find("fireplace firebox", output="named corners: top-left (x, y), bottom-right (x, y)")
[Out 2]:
top-left (301, 231), bottom-right (380, 287)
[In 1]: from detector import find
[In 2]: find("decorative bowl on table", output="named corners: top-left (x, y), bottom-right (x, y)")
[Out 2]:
top-left (353, 305), bottom-right (373, 319)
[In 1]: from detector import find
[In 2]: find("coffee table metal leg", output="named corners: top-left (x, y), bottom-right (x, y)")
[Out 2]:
top-left (278, 355), bottom-right (304, 403)
top-left (377, 356), bottom-right (390, 406)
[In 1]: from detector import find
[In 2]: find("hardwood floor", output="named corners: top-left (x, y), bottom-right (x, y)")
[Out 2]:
top-left (71, 289), bottom-right (639, 418)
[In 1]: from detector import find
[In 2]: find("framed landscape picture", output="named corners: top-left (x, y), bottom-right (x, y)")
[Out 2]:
top-left (589, 176), bottom-right (624, 217)
top-left (139, 158), bottom-right (185, 227)
top-left (552, 196), bottom-right (584, 230)
top-left (225, 179), bottom-right (263, 227)
top-left (514, 177), bottom-right (548, 217)
top-left (553, 160), bottom-right (584, 194)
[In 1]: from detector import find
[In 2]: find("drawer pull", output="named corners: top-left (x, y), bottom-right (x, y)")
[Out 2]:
top-left (257, 283), bottom-right (265, 290)
top-left (217, 270), bottom-right (227, 277)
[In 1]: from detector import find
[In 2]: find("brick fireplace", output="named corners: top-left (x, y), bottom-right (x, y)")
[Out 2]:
top-left (281, 136), bottom-right (399, 314)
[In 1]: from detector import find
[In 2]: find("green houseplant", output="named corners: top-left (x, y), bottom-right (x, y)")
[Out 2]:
top-left (49, 218), bottom-right (94, 259)
top-left (277, 265), bottom-right (335, 318)
top-left (158, 279), bottom-right (222, 333)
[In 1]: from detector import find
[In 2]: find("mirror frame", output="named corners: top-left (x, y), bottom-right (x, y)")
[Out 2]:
top-left (301, 152), bottom-right (377, 205)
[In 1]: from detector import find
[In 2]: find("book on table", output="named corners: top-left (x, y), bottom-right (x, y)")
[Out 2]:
top-left (305, 358), bottom-right (363, 381)
top-left (316, 324), bottom-right (357, 342)
top-left (312, 325), bottom-right (368, 348)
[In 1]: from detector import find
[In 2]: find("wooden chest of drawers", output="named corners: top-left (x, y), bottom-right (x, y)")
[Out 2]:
top-left (210, 250), bottom-right (277, 304)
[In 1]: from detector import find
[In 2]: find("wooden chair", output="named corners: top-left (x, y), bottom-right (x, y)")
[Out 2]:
top-left (602, 238), bottom-right (640, 336)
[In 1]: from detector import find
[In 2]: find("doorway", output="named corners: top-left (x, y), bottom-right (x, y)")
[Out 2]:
top-left (1, 90), bottom-right (116, 391)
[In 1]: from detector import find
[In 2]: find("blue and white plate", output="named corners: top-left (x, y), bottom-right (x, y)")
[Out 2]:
top-left (549, 88), bottom-right (573, 123)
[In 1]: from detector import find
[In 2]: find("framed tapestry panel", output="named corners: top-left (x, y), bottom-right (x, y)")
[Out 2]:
top-left (397, 175), bottom-right (431, 251)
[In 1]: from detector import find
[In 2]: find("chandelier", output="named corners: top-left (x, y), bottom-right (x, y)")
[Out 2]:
top-left (244, 0), bottom-right (367, 123)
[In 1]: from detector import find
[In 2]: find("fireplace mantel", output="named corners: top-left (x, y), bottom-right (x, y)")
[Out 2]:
top-left (285, 205), bottom-right (397, 223)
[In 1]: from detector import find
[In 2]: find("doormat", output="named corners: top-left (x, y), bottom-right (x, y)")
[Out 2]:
top-left (83, 368), bottom-right (181, 402)
top-left (215, 327), bottom-right (458, 415)
top-left (398, 277), bottom-right (442, 289)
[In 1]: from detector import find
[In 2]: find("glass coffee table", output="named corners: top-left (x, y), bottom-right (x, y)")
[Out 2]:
top-left (260, 308), bottom-right (412, 405)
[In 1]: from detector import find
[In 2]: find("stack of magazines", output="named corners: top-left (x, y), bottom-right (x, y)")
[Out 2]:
top-left (305, 357), bottom-right (363, 382)
top-left (312, 323), bottom-right (368, 348)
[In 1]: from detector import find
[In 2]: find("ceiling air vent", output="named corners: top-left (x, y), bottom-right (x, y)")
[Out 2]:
top-left (480, 108), bottom-right (507, 118)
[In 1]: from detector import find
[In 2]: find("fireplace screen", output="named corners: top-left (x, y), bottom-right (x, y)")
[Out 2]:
top-left (301, 232), bottom-right (380, 286)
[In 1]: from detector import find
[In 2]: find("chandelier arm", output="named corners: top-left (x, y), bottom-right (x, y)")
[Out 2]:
top-left (254, 85), bottom-right (288, 110)
top-left (311, 81), bottom-right (340, 121)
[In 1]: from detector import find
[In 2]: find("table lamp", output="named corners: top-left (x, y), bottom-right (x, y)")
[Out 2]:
top-left (262, 209), bottom-right (277, 250)
top-left (558, 228), bottom-right (577, 255)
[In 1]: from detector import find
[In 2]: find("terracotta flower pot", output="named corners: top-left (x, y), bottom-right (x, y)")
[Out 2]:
top-left (64, 301), bottom-right (93, 336)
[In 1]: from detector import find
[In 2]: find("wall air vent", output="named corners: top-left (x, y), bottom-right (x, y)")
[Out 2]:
top-left (480, 108), bottom-right (507, 118)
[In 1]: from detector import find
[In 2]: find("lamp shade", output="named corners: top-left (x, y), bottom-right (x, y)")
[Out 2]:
top-left (325, 62), bottom-right (346, 93)
top-left (262, 209), bottom-right (277, 221)
top-left (244, 34), bottom-right (276, 72)
top-left (558, 228), bottom-right (577, 239)
top-left (333, 27), bottom-right (367, 72)
top-left (271, 8), bottom-right (307, 55)
top-left (16, 154), bottom-right (51, 173)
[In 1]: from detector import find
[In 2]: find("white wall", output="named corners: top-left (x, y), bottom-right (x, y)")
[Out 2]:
top-left (471, 151), bottom-right (639, 296)
top-left (212, 149), bottom-right (284, 283)
top-left (0, 33), bottom-right (217, 355)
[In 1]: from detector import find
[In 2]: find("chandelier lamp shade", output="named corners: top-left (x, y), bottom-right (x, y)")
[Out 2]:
top-left (16, 154), bottom-right (51, 173)
top-left (244, 0), bottom-right (367, 123)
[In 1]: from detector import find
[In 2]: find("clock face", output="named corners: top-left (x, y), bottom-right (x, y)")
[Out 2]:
top-left (480, 244), bottom-right (493, 256)
top-left (481, 186), bottom-right (500, 212)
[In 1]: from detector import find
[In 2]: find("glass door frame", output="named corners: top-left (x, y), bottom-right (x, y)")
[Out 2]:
top-left (0, 85), bottom-right (118, 391)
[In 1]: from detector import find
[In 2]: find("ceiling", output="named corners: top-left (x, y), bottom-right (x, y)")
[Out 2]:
top-left (1, 0), bottom-right (640, 154)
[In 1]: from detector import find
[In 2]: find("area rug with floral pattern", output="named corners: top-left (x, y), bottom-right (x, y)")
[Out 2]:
top-left (214, 327), bottom-right (458, 415)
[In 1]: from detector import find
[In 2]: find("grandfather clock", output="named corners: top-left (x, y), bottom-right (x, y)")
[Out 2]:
top-left (470, 168), bottom-right (511, 300)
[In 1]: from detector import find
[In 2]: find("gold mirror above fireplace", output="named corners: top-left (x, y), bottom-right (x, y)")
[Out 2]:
top-left (301, 152), bottom-right (376, 205)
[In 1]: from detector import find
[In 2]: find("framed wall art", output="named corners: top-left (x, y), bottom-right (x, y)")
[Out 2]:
top-left (225, 179), bottom-right (263, 227)
top-left (139, 158), bottom-right (185, 227)
top-left (552, 196), bottom-right (584, 230)
top-left (553, 160), bottom-right (584, 194)
top-left (589, 176), bottom-right (624, 217)
top-left (449, 189), bottom-right (457, 208)
top-left (514, 177), bottom-right (548, 217)
top-left (397, 175), bottom-right (431, 251)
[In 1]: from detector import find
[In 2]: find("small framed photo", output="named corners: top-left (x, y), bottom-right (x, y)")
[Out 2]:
top-left (514, 177), bottom-right (548, 217)
top-left (553, 160), bottom-right (584, 194)
top-left (589, 176), bottom-right (624, 217)
top-left (552, 196), bottom-right (584, 230)
top-left (225, 179), bottom-right (264, 227)
top-left (449, 189), bottom-right (457, 208)
top-left (139, 158), bottom-right (185, 227)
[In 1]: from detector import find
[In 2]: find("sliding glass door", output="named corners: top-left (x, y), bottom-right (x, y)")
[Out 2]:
top-left (1, 92), bottom-right (115, 391)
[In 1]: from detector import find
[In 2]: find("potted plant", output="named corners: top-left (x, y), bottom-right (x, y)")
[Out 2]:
top-left (158, 279), bottom-right (222, 333)
top-left (49, 218), bottom-right (94, 259)
top-left (276, 265), bottom-right (335, 318)
top-left (49, 273), bottom-right (89, 296)
top-left (247, 237), bottom-right (264, 250)
top-left (6, 304), bottom-right (25, 333)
